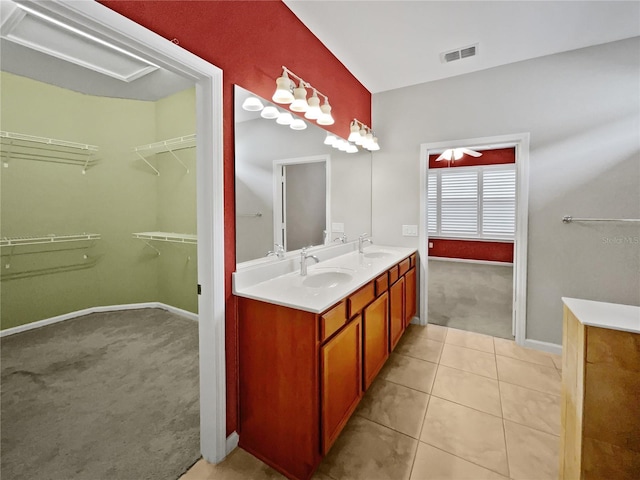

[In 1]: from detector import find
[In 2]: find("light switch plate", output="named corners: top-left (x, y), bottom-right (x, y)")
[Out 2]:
top-left (402, 225), bottom-right (418, 236)
top-left (332, 222), bottom-right (345, 233)
top-left (429, 242), bottom-right (434, 248)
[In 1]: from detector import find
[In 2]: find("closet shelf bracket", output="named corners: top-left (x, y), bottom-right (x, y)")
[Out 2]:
top-left (132, 232), bottom-right (197, 256)
top-left (132, 134), bottom-right (195, 175)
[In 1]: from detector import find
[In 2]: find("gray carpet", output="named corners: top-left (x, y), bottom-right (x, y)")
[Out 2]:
top-left (428, 260), bottom-right (514, 339)
top-left (1, 308), bottom-right (200, 480)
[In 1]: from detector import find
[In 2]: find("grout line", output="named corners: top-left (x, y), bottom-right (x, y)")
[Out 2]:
top-left (392, 350), bottom-right (439, 367)
top-left (352, 413), bottom-right (421, 442)
top-left (408, 394), bottom-right (431, 480)
top-left (428, 392), bottom-right (504, 420)
top-left (497, 377), bottom-right (560, 397)
top-left (495, 341), bottom-right (511, 479)
top-left (416, 440), bottom-right (511, 479)
top-left (381, 377), bottom-right (433, 395)
top-left (495, 352), bottom-right (557, 369)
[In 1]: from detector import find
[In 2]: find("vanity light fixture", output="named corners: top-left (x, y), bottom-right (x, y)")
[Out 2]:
top-left (289, 118), bottom-right (307, 130)
top-left (346, 143), bottom-right (358, 153)
top-left (351, 119), bottom-right (381, 152)
top-left (242, 96), bottom-right (264, 111)
top-left (260, 106), bottom-right (280, 119)
top-left (324, 132), bottom-right (337, 146)
top-left (272, 66), bottom-right (334, 126)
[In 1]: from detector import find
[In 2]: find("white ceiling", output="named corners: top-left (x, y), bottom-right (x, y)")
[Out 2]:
top-left (284, 0), bottom-right (640, 93)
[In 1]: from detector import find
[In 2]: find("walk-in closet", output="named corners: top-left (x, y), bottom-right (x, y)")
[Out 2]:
top-left (0, 2), bottom-right (202, 477)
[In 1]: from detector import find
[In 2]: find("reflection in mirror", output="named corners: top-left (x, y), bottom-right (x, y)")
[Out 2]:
top-left (234, 85), bottom-right (372, 266)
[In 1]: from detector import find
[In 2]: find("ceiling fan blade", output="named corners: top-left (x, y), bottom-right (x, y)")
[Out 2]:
top-left (460, 148), bottom-right (482, 157)
top-left (435, 152), bottom-right (448, 162)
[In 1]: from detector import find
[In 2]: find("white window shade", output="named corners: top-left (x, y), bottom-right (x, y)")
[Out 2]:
top-left (483, 169), bottom-right (516, 236)
top-left (427, 173), bottom-right (438, 234)
top-left (440, 170), bottom-right (478, 235)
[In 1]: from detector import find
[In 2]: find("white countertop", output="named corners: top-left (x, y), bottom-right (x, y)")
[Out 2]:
top-left (234, 245), bottom-right (417, 313)
top-left (562, 297), bottom-right (640, 334)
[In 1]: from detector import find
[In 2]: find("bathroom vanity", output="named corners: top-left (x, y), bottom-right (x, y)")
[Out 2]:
top-left (233, 245), bottom-right (417, 480)
top-left (559, 298), bottom-right (640, 479)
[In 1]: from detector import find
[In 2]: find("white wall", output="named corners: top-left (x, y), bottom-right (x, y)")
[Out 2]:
top-left (372, 37), bottom-right (640, 345)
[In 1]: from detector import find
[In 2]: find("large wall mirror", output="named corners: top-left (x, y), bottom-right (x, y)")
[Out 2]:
top-left (234, 85), bottom-right (372, 266)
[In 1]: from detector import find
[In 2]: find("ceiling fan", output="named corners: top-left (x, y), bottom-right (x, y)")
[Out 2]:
top-left (435, 147), bottom-right (482, 162)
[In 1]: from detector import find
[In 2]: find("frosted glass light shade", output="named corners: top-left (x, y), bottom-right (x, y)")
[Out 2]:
top-left (290, 118), bottom-right (307, 130)
top-left (276, 112), bottom-right (294, 125)
top-left (260, 106), bottom-right (280, 119)
top-left (290, 81), bottom-right (308, 112)
top-left (324, 133), bottom-right (337, 146)
top-left (346, 143), bottom-right (358, 153)
top-left (369, 138), bottom-right (380, 151)
top-left (242, 96), bottom-right (264, 111)
top-left (317, 102), bottom-right (334, 125)
top-left (338, 139), bottom-right (348, 151)
top-left (304, 91), bottom-right (321, 119)
top-left (272, 71), bottom-right (294, 104)
top-left (355, 128), bottom-right (367, 145)
top-left (348, 122), bottom-right (360, 142)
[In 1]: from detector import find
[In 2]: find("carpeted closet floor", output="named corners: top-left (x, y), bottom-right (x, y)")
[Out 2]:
top-left (1, 308), bottom-right (200, 480)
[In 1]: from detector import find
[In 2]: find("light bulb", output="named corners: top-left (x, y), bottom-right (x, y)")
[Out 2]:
top-left (355, 127), bottom-right (367, 145)
top-left (317, 100), bottom-right (335, 125)
top-left (276, 112), bottom-right (294, 125)
top-left (242, 96), bottom-right (264, 111)
top-left (324, 133), bottom-right (337, 146)
top-left (348, 121), bottom-right (360, 142)
top-left (453, 148), bottom-right (464, 160)
top-left (260, 106), bottom-right (280, 119)
top-left (304, 90), bottom-right (322, 119)
top-left (289, 80), bottom-right (308, 112)
top-left (290, 118), bottom-right (307, 130)
top-left (272, 69), bottom-right (294, 104)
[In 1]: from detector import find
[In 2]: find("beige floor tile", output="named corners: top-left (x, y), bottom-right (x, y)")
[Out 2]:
top-left (496, 355), bottom-right (561, 396)
top-left (431, 365), bottom-right (501, 416)
top-left (499, 382), bottom-right (561, 436)
top-left (410, 442), bottom-right (508, 480)
top-left (420, 397), bottom-right (508, 476)
top-left (179, 450), bottom-right (285, 480)
top-left (439, 344), bottom-right (498, 379)
top-left (378, 352), bottom-right (438, 393)
top-left (406, 323), bottom-right (448, 342)
top-left (445, 328), bottom-right (495, 353)
top-left (356, 378), bottom-right (429, 438)
top-left (310, 471), bottom-right (335, 480)
top-left (395, 332), bottom-right (443, 364)
top-left (504, 420), bottom-right (559, 480)
top-left (493, 337), bottom-right (555, 367)
top-left (318, 415), bottom-right (417, 480)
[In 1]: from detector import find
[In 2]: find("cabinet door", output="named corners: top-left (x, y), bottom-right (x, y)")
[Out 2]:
top-left (363, 292), bottom-right (389, 390)
top-left (389, 277), bottom-right (405, 350)
top-left (321, 316), bottom-right (362, 455)
top-left (405, 267), bottom-right (417, 328)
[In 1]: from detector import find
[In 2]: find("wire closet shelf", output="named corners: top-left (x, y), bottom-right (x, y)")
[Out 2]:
top-left (132, 134), bottom-right (196, 175)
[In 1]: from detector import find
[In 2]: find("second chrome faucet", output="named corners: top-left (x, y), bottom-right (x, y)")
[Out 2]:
top-left (300, 247), bottom-right (319, 276)
top-left (358, 233), bottom-right (373, 253)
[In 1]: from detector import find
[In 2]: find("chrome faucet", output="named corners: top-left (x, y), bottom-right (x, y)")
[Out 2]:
top-left (300, 247), bottom-right (319, 276)
top-left (267, 244), bottom-right (285, 259)
top-left (358, 233), bottom-right (373, 253)
top-left (333, 233), bottom-right (348, 244)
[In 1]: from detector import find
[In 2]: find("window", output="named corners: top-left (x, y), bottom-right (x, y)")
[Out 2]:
top-left (427, 164), bottom-right (516, 239)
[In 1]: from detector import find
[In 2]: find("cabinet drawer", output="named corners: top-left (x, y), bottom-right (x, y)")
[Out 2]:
top-left (398, 258), bottom-right (410, 277)
top-left (348, 282), bottom-right (375, 318)
top-left (410, 253), bottom-right (417, 268)
top-left (388, 265), bottom-right (399, 285)
top-left (320, 301), bottom-right (347, 342)
top-left (375, 273), bottom-right (389, 297)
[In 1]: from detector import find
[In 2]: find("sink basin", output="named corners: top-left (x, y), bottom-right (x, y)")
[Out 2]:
top-left (303, 269), bottom-right (353, 288)
top-left (364, 251), bottom-right (393, 259)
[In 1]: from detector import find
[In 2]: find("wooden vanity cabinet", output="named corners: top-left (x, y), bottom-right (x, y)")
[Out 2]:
top-left (321, 315), bottom-right (362, 454)
top-left (389, 276), bottom-right (405, 350)
top-left (404, 267), bottom-right (417, 327)
top-left (362, 292), bottom-right (389, 389)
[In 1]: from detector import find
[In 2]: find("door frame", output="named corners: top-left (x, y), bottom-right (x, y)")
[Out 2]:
top-left (419, 133), bottom-right (530, 345)
top-left (272, 154), bottom-right (331, 250)
top-left (22, 0), bottom-right (227, 462)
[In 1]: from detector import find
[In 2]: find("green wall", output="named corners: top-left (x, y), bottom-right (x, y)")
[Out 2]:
top-left (0, 72), bottom-right (197, 329)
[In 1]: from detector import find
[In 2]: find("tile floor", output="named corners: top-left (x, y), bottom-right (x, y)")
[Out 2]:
top-left (180, 324), bottom-right (563, 480)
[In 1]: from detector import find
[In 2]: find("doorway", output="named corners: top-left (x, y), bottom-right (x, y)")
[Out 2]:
top-left (3, 0), bottom-right (226, 464)
top-left (418, 133), bottom-right (530, 345)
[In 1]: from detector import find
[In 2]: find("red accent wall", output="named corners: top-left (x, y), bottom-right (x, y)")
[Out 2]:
top-left (99, 0), bottom-right (371, 436)
top-left (428, 147), bottom-right (515, 263)
top-left (429, 239), bottom-right (514, 263)
top-left (429, 147), bottom-right (515, 169)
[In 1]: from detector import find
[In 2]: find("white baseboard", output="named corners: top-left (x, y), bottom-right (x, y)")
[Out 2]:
top-left (0, 302), bottom-right (198, 337)
top-left (428, 256), bottom-right (513, 266)
top-left (524, 338), bottom-right (562, 355)
top-left (225, 431), bottom-right (239, 455)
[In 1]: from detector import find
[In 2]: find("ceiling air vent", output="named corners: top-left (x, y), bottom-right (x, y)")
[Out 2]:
top-left (440, 43), bottom-right (479, 64)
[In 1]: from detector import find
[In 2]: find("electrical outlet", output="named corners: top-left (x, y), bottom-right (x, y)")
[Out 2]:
top-left (332, 222), bottom-right (344, 233)
top-left (402, 225), bottom-right (418, 237)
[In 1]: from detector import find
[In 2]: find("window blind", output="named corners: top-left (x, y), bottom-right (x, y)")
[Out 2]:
top-left (440, 170), bottom-right (478, 235)
top-left (482, 169), bottom-right (516, 236)
top-left (427, 173), bottom-right (437, 234)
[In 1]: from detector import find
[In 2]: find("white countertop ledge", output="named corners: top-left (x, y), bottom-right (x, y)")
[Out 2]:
top-left (562, 297), bottom-right (640, 334)
top-left (234, 245), bottom-right (416, 314)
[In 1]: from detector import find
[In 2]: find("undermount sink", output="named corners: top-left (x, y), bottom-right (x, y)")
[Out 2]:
top-left (364, 251), bottom-right (393, 259)
top-left (303, 269), bottom-right (353, 288)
